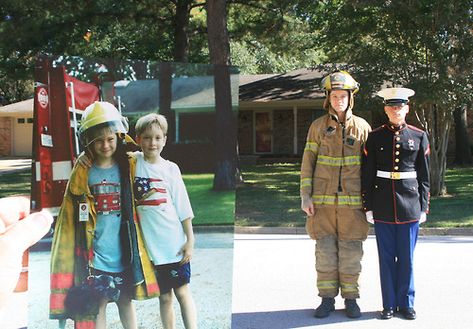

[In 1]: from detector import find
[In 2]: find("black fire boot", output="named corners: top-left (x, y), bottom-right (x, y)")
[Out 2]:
top-left (344, 299), bottom-right (361, 318)
top-left (314, 297), bottom-right (335, 318)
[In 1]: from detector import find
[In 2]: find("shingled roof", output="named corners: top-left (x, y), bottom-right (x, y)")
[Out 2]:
top-left (239, 68), bottom-right (329, 103)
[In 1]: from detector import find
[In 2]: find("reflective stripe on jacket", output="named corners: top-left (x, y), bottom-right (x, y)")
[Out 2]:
top-left (300, 108), bottom-right (371, 208)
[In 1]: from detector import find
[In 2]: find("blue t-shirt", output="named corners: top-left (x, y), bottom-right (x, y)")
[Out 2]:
top-left (88, 164), bottom-right (124, 273)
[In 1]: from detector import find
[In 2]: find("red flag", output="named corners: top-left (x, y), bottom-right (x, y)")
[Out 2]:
top-left (64, 73), bottom-right (99, 110)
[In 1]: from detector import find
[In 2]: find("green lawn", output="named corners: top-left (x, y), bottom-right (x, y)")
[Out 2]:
top-left (426, 167), bottom-right (473, 228)
top-left (236, 163), bottom-right (304, 227)
top-left (3, 165), bottom-right (472, 228)
top-left (0, 170), bottom-right (235, 226)
top-left (183, 174), bottom-right (235, 225)
top-left (0, 171), bottom-right (31, 198)
top-left (236, 163), bottom-right (473, 228)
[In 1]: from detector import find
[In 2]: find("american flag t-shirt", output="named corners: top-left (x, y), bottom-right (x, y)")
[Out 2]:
top-left (134, 177), bottom-right (166, 202)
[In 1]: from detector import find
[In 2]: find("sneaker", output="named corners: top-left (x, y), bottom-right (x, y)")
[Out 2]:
top-left (314, 297), bottom-right (335, 318)
top-left (344, 299), bottom-right (361, 318)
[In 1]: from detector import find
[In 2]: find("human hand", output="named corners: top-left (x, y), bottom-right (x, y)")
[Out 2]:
top-left (0, 196), bottom-right (53, 311)
top-left (178, 240), bottom-right (194, 265)
top-left (76, 151), bottom-right (93, 168)
top-left (365, 211), bottom-right (374, 224)
top-left (301, 196), bottom-right (315, 216)
top-left (419, 212), bottom-right (427, 224)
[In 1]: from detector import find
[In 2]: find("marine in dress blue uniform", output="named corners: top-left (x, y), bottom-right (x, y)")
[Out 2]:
top-left (361, 88), bottom-right (430, 320)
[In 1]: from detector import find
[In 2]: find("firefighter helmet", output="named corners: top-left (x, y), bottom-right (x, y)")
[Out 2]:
top-left (321, 70), bottom-right (360, 94)
top-left (78, 101), bottom-right (129, 146)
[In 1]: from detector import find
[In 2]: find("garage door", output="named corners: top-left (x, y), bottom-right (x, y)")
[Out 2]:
top-left (13, 118), bottom-right (33, 156)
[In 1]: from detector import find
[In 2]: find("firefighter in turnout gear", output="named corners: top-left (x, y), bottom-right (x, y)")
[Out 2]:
top-left (300, 71), bottom-right (371, 318)
top-left (361, 88), bottom-right (430, 320)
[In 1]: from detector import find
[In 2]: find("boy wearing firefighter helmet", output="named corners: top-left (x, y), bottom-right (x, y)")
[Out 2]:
top-left (50, 101), bottom-right (159, 329)
top-left (300, 71), bottom-right (371, 318)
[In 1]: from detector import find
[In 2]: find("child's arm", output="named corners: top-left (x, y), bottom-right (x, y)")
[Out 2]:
top-left (177, 218), bottom-right (194, 265)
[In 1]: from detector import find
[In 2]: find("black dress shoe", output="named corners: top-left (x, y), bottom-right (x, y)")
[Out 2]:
top-left (380, 308), bottom-right (394, 319)
top-left (399, 308), bottom-right (416, 320)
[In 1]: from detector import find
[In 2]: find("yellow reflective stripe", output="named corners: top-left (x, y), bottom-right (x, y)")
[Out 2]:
top-left (341, 282), bottom-right (358, 293)
top-left (304, 142), bottom-right (319, 153)
top-left (300, 178), bottom-right (312, 188)
top-left (312, 195), bottom-right (337, 205)
top-left (343, 156), bottom-right (362, 165)
top-left (337, 195), bottom-right (362, 206)
top-left (317, 280), bottom-right (339, 289)
top-left (312, 195), bottom-right (361, 206)
top-left (317, 155), bottom-right (361, 166)
top-left (318, 155), bottom-right (342, 166)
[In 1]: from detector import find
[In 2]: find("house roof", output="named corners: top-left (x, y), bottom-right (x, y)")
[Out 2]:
top-left (0, 98), bottom-right (33, 117)
top-left (239, 68), bottom-right (328, 103)
top-left (0, 68), bottom-right (330, 117)
top-left (103, 75), bottom-right (240, 114)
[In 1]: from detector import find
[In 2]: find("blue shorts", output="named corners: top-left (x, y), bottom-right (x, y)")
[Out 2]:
top-left (154, 262), bottom-right (191, 294)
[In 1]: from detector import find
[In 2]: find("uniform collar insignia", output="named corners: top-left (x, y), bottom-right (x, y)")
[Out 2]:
top-left (387, 123), bottom-right (407, 132)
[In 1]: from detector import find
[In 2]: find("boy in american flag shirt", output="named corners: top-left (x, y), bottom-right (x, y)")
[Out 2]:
top-left (133, 113), bottom-right (196, 329)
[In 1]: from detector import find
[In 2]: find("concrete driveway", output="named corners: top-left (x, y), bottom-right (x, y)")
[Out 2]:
top-left (25, 230), bottom-right (233, 329)
top-left (0, 157), bottom-right (31, 173)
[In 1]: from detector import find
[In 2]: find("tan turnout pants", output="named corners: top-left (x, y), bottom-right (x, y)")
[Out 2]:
top-left (306, 206), bottom-right (369, 299)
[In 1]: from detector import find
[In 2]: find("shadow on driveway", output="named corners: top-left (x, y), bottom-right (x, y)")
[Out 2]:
top-left (232, 308), bottom-right (379, 328)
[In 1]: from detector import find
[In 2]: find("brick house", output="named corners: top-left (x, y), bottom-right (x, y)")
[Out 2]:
top-left (238, 68), bottom-right (470, 164)
top-left (238, 68), bottom-right (326, 159)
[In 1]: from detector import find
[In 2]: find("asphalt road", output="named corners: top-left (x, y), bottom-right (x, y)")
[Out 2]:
top-left (5, 226), bottom-right (473, 329)
top-left (232, 234), bottom-right (473, 329)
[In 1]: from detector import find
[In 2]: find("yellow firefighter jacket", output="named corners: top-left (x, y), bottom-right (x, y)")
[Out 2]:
top-left (50, 155), bottom-right (159, 323)
top-left (300, 107), bottom-right (371, 209)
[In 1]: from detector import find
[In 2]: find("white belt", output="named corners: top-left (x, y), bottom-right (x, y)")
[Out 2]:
top-left (376, 170), bottom-right (417, 180)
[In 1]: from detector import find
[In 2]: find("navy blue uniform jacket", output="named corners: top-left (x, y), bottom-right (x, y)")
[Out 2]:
top-left (361, 123), bottom-right (430, 223)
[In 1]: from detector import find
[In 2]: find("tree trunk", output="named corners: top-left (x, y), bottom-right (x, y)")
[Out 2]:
top-left (212, 65), bottom-right (237, 190)
top-left (206, 0), bottom-right (237, 191)
top-left (173, 0), bottom-right (192, 62)
top-left (453, 105), bottom-right (472, 165)
top-left (414, 103), bottom-right (451, 196)
top-left (159, 62), bottom-right (174, 142)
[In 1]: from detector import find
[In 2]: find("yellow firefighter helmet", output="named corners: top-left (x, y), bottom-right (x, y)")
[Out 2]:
top-left (321, 70), bottom-right (360, 94)
top-left (78, 101), bottom-right (130, 146)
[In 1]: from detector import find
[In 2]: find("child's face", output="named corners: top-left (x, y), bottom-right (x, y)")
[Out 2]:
top-left (329, 89), bottom-right (350, 114)
top-left (137, 124), bottom-right (166, 159)
top-left (90, 130), bottom-right (117, 161)
top-left (385, 104), bottom-right (409, 125)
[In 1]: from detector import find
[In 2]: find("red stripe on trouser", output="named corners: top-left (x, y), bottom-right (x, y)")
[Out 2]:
top-left (51, 273), bottom-right (74, 289)
top-left (50, 293), bottom-right (66, 311)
